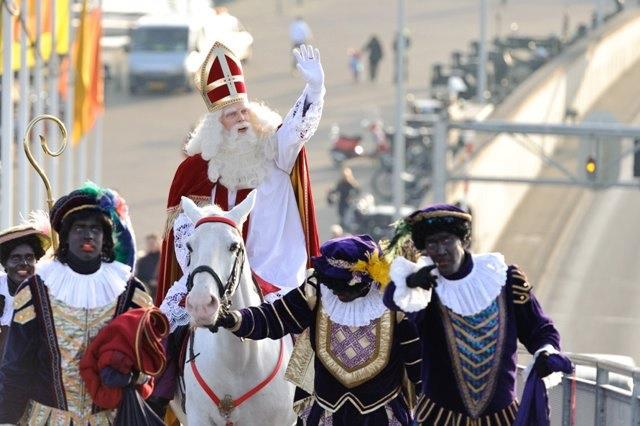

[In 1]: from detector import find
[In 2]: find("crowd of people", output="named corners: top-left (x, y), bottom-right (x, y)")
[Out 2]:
top-left (0, 36), bottom-right (570, 426)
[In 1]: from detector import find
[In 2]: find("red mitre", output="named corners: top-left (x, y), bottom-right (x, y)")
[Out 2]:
top-left (196, 41), bottom-right (247, 112)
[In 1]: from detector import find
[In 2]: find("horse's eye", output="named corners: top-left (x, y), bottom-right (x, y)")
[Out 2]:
top-left (186, 243), bottom-right (193, 253)
top-left (229, 242), bottom-right (239, 252)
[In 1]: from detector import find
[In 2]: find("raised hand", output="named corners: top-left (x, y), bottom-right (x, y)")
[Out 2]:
top-left (293, 44), bottom-right (324, 91)
top-left (406, 265), bottom-right (438, 290)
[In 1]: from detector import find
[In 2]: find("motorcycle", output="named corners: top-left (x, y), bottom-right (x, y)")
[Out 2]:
top-left (329, 120), bottom-right (389, 167)
top-left (340, 193), bottom-right (414, 241)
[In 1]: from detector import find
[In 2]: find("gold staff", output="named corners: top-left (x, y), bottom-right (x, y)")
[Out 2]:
top-left (23, 114), bottom-right (68, 250)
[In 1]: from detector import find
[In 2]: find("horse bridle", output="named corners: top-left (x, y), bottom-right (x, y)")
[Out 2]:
top-left (185, 216), bottom-right (245, 333)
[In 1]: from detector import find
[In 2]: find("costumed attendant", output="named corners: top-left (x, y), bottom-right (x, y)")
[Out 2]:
top-left (218, 235), bottom-right (422, 425)
top-left (0, 213), bottom-right (51, 357)
top-left (0, 182), bottom-right (155, 425)
top-left (383, 204), bottom-right (565, 425)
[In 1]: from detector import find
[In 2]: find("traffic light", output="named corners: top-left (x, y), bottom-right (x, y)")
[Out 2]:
top-left (585, 156), bottom-right (597, 180)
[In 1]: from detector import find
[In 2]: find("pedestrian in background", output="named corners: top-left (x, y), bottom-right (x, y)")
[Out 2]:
top-left (289, 16), bottom-right (313, 71)
top-left (363, 34), bottom-right (384, 82)
top-left (327, 167), bottom-right (361, 229)
top-left (393, 29), bottom-right (411, 83)
top-left (347, 48), bottom-right (364, 83)
top-left (135, 233), bottom-right (161, 301)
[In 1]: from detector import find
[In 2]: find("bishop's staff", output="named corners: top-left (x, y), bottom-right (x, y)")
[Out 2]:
top-left (23, 114), bottom-right (68, 250)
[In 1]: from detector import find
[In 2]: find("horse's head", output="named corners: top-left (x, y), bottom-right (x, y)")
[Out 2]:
top-left (180, 191), bottom-right (256, 328)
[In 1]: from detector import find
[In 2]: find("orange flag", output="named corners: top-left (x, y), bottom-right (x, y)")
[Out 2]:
top-left (72, 0), bottom-right (103, 143)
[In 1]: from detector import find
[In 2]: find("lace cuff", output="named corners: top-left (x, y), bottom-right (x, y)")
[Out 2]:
top-left (173, 213), bottom-right (195, 274)
top-left (282, 87), bottom-right (324, 143)
top-left (160, 275), bottom-right (191, 332)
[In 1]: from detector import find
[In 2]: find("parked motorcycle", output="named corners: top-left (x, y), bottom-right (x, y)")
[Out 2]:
top-left (341, 193), bottom-right (414, 241)
top-left (329, 120), bottom-right (389, 167)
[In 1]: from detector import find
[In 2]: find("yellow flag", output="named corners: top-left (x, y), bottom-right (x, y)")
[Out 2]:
top-left (72, 0), bottom-right (103, 143)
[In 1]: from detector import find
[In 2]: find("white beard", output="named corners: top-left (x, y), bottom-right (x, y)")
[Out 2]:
top-left (207, 123), bottom-right (270, 190)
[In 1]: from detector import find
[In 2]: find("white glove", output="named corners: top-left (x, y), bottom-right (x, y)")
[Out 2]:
top-left (294, 44), bottom-right (324, 95)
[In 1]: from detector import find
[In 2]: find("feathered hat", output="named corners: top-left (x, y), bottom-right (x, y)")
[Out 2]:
top-left (0, 210), bottom-right (52, 258)
top-left (387, 203), bottom-right (472, 255)
top-left (312, 234), bottom-right (390, 291)
top-left (50, 182), bottom-right (137, 268)
top-left (195, 41), bottom-right (247, 112)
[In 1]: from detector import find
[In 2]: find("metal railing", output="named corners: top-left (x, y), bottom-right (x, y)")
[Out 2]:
top-left (518, 353), bottom-right (640, 425)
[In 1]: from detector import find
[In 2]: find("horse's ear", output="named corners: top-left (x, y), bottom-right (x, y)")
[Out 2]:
top-left (180, 196), bottom-right (202, 223)
top-left (229, 190), bottom-right (257, 226)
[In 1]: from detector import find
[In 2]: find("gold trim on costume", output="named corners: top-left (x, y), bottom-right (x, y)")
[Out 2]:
top-left (163, 195), bottom-right (211, 238)
top-left (315, 304), bottom-right (393, 389)
top-left (13, 305), bottom-right (35, 324)
top-left (415, 396), bottom-right (519, 425)
top-left (61, 204), bottom-right (113, 224)
top-left (284, 328), bottom-right (315, 394)
top-left (28, 401), bottom-right (115, 425)
top-left (132, 288), bottom-right (154, 308)
top-left (315, 386), bottom-right (401, 415)
top-left (13, 285), bottom-right (32, 310)
top-left (408, 210), bottom-right (472, 224)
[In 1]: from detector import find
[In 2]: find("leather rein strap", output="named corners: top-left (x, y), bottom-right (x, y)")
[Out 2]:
top-left (189, 335), bottom-right (285, 424)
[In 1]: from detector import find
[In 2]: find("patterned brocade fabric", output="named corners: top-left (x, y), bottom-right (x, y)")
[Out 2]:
top-left (31, 298), bottom-right (117, 424)
top-left (450, 301), bottom-right (500, 405)
top-left (329, 322), bottom-right (377, 369)
top-left (27, 401), bottom-right (114, 426)
top-left (440, 293), bottom-right (507, 418)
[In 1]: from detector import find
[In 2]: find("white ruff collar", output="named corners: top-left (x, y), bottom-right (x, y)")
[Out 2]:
top-left (320, 284), bottom-right (387, 327)
top-left (39, 260), bottom-right (131, 309)
top-left (435, 253), bottom-right (507, 316)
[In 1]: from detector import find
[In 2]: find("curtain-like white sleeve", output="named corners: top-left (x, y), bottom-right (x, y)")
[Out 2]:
top-left (271, 85), bottom-right (325, 174)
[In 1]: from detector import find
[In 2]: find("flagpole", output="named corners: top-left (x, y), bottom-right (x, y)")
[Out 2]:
top-left (17, 0), bottom-right (31, 217)
top-left (63, 0), bottom-right (75, 193)
top-left (92, 0), bottom-right (104, 184)
top-left (33, 0), bottom-right (45, 209)
top-left (47, 0), bottom-right (60, 199)
top-left (1, 0), bottom-right (17, 229)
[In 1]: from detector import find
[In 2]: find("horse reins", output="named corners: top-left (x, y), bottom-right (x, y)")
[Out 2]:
top-left (185, 215), bottom-right (285, 424)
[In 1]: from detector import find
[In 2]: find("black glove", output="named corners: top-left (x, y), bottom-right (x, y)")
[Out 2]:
top-left (534, 351), bottom-right (554, 378)
top-left (406, 265), bottom-right (438, 290)
top-left (100, 367), bottom-right (134, 388)
top-left (216, 309), bottom-right (238, 330)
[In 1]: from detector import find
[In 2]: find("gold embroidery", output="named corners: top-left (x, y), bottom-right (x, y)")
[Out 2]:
top-left (451, 321), bottom-right (499, 342)
top-left (284, 329), bottom-right (315, 394)
top-left (400, 336), bottom-right (419, 345)
top-left (315, 304), bottom-right (393, 389)
top-left (13, 286), bottom-right (32, 310)
top-left (416, 397), bottom-right (519, 424)
top-left (314, 386), bottom-right (400, 414)
top-left (13, 305), bottom-right (35, 324)
top-left (28, 401), bottom-right (115, 425)
top-left (51, 297), bottom-right (116, 419)
top-left (132, 288), bottom-right (154, 308)
top-left (163, 195), bottom-right (211, 238)
top-left (280, 297), bottom-right (303, 330)
top-left (302, 281), bottom-right (317, 310)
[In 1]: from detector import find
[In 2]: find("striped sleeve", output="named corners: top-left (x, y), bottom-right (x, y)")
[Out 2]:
top-left (233, 281), bottom-right (316, 340)
top-left (396, 315), bottom-right (422, 388)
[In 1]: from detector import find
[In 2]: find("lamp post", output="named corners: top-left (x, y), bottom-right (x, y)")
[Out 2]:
top-left (393, 0), bottom-right (406, 219)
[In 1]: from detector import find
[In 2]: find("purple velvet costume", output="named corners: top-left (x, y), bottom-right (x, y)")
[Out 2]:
top-left (233, 277), bottom-right (422, 426)
top-left (384, 253), bottom-right (560, 425)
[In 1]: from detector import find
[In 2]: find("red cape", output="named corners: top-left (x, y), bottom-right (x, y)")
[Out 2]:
top-left (79, 308), bottom-right (169, 409)
top-left (156, 148), bottom-right (320, 305)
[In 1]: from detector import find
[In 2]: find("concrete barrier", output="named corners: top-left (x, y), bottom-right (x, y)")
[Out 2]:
top-left (447, 10), bottom-right (640, 253)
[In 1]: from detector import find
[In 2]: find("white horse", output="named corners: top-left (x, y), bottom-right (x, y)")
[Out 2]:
top-left (178, 192), bottom-right (295, 425)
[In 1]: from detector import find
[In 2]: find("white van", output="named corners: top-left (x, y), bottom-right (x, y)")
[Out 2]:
top-left (127, 15), bottom-right (207, 94)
